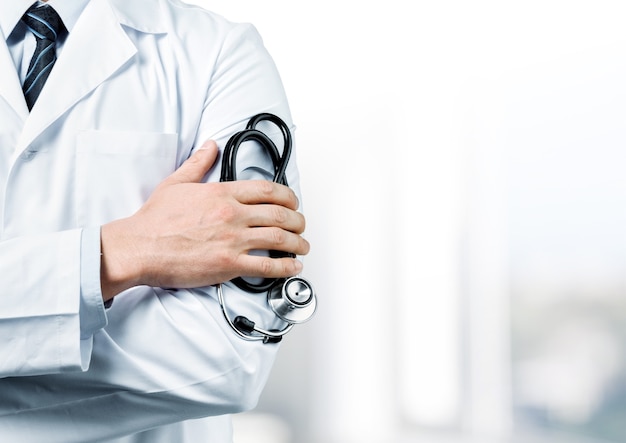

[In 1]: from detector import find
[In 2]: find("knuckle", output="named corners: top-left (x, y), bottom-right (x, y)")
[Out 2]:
top-left (223, 252), bottom-right (245, 279)
top-left (260, 257), bottom-right (274, 275)
top-left (219, 248), bottom-right (237, 265)
top-left (270, 227), bottom-right (286, 245)
top-left (257, 180), bottom-right (275, 198)
top-left (271, 206), bottom-right (288, 224)
top-left (216, 202), bottom-right (238, 223)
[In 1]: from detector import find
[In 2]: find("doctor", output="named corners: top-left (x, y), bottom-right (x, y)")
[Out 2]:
top-left (0, 0), bottom-right (309, 441)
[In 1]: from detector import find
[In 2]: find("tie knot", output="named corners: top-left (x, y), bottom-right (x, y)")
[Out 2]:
top-left (21, 4), bottom-right (65, 42)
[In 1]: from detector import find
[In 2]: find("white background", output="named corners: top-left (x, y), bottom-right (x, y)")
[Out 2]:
top-left (187, 2), bottom-right (626, 442)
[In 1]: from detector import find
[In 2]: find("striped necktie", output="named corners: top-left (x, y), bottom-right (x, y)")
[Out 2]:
top-left (21, 3), bottom-right (66, 111)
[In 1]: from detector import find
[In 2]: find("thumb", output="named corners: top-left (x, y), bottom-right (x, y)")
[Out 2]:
top-left (165, 140), bottom-right (219, 185)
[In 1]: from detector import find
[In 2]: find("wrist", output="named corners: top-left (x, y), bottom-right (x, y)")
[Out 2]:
top-left (100, 219), bottom-right (144, 301)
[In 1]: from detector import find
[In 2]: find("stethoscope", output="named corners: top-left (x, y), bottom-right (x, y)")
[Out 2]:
top-left (216, 113), bottom-right (317, 344)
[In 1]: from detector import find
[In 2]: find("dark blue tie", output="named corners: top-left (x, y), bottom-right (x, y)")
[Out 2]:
top-left (21, 4), bottom-right (66, 111)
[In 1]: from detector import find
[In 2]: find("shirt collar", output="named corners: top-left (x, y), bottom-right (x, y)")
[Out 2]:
top-left (1, 0), bottom-right (91, 40)
top-left (47, 0), bottom-right (92, 33)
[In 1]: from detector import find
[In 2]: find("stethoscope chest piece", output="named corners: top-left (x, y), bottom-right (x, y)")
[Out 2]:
top-left (269, 277), bottom-right (317, 324)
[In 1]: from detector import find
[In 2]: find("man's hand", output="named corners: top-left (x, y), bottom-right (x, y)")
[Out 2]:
top-left (100, 141), bottom-right (310, 301)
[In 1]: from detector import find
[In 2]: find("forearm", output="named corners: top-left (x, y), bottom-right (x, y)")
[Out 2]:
top-left (0, 284), bottom-right (279, 442)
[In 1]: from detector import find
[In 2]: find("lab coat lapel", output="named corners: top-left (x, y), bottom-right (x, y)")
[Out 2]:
top-left (16, 0), bottom-right (137, 153)
top-left (0, 28), bottom-right (29, 121)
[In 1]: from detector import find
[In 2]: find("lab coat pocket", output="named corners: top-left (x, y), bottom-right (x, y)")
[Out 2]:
top-left (76, 131), bottom-right (178, 227)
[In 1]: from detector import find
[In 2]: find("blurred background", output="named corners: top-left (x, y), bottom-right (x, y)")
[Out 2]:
top-left (191, 1), bottom-right (626, 442)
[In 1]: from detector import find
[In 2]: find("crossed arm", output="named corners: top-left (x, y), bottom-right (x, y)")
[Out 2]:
top-left (0, 140), bottom-right (311, 440)
top-left (0, 16), bottom-right (309, 439)
top-left (100, 140), bottom-right (310, 301)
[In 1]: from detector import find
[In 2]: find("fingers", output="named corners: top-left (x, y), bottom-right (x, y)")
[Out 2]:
top-left (235, 254), bottom-right (304, 279)
top-left (243, 226), bottom-right (311, 256)
top-left (163, 141), bottom-right (219, 185)
top-left (240, 203), bottom-right (306, 234)
top-left (230, 180), bottom-right (300, 211)
top-left (130, 139), bottom-right (310, 289)
top-left (161, 143), bottom-right (298, 211)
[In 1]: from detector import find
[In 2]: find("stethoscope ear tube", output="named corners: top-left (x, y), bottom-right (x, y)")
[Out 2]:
top-left (220, 112), bottom-right (292, 186)
top-left (216, 113), bottom-right (317, 343)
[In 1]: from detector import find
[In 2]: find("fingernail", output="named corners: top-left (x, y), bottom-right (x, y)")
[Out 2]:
top-left (295, 259), bottom-right (304, 273)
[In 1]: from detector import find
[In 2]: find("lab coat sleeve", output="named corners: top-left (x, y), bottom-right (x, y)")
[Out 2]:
top-left (0, 228), bottom-right (107, 378)
top-left (0, 22), bottom-right (298, 442)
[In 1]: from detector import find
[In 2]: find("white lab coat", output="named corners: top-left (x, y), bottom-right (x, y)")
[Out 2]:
top-left (0, 0), bottom-right (299, 441)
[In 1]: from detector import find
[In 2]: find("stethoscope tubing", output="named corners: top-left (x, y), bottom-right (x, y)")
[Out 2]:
top-left (216, 113), bottom-right (315, 344)
top-left (216, 283), bottom-right (294, 342)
